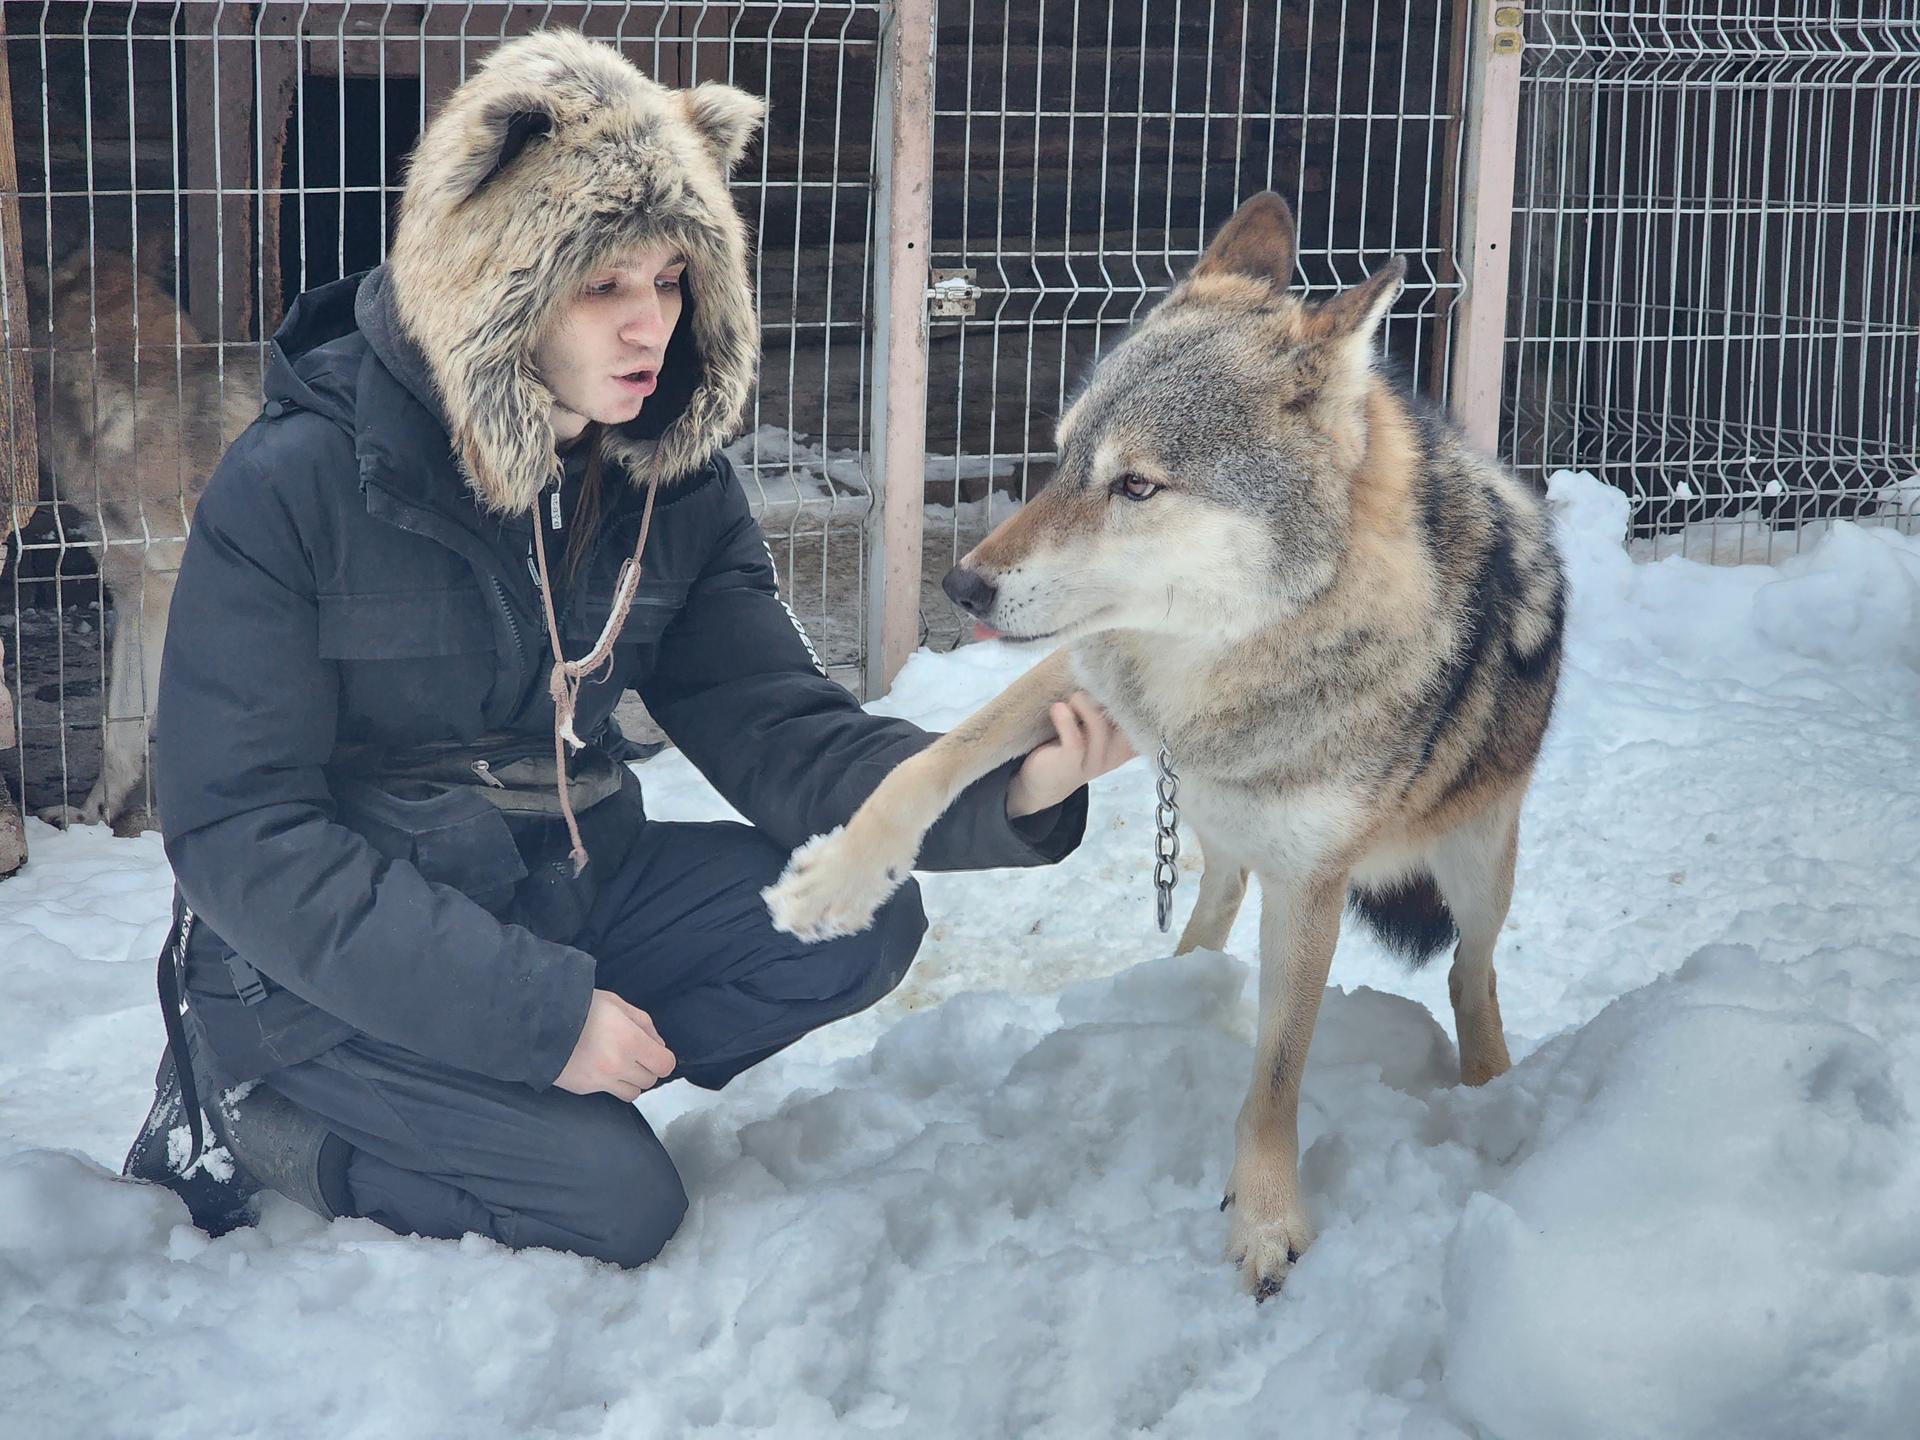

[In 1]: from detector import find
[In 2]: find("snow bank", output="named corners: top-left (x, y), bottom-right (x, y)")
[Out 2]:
top-left (7, 944), bottom-right (1915, 1438)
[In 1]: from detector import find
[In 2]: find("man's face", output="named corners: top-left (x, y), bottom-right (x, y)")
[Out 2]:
top-left (535, 242), bottom-right (688, 443)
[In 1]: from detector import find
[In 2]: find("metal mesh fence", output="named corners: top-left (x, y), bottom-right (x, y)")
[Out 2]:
top-left (919, 0), bottom-right (1470, 651)
top-left (1, 0), bottom-right (880, 822)
top-left (5, 0), bottom-right (1918, 839)
top-left (1505, 1), bottom-right (1920, 560)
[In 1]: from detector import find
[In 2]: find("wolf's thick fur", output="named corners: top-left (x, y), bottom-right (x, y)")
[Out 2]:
top-left (763, 193), bottom-right (1567, 1295)
top-left (33, 249), bottom-right (259, 826)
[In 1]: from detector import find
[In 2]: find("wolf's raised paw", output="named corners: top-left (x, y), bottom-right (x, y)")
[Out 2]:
top-left (761, 826), bottom-right (910, 943)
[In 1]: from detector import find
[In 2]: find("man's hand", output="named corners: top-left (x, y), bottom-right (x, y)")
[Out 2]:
top-left (554, 990), bottom-right (676, 1102)
top-left (1006, 691), bottom-right (1137, 820)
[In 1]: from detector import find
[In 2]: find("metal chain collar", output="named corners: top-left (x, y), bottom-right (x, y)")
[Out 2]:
top-left (1154, 740), bottom-right (1180, 933)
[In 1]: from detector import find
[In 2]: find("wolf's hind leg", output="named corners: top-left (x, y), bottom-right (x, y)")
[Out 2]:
top-left (1175, 841), bottom-right (1248, 956)
top-left (1428, 802), bottom-right (1520, 1087)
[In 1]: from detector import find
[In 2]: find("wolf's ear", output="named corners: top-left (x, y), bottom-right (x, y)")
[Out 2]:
top-left (1306, 256), bottom-right (1406, 358)
top-left (1192, 192), bottom-right (1298, 289)
top-left (681, 83), bottom-right (767, 172)
top-left (449, 96), bottom-right (556, 202)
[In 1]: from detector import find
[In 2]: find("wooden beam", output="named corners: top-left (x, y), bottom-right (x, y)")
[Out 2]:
top-left (864, 0), bottom-right (935, 699)
top-left (296, 6), bottom-right (740, 97)
top-left (1448, 0), bottom-right (1525, 457)
top-left (256, 5), bottom-right (301, 336)
top-left (0, 4), bottom-right (37, 549)
top-left (0, 7), bottom-right (34, 864)
top-left (682, 3), bottom-right (739, 87)
top-left (184, 3), bottom-right (259, 341)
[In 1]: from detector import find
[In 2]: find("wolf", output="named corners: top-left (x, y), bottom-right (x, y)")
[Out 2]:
top-left (32, 248), bottom-right (260, 826)
top-left (762, 193), bottom-right (1567, 1295)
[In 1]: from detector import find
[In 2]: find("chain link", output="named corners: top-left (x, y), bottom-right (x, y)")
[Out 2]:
top-left (1154, 741), bottom-right (1180, 933)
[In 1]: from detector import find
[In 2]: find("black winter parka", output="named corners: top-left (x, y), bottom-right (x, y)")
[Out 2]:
top-left (158, 268), bottom-right (1086, 1088)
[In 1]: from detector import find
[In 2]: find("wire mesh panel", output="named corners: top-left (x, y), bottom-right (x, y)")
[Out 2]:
top-left (3, 0), bottom-right (269, 829)
top-left (0, 0), bottom-right (881, 824)
top-left (1507, 2), bottom-right (1920, 560)
top-left (714, 1), bottom-right (883, 689)
top-left (10, 0), bottom-right (1914, 843)
top-left (920, 0), bottom-right (1468, 652)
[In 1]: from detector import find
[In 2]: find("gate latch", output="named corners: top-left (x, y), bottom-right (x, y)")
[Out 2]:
top-left (927, 269), bottom-right (980, 319)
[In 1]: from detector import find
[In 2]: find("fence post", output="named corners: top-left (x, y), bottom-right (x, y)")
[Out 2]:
top-left (1449, 0), bottom-right (1525, 456)
top-left (184, 4), bottom-right (260, 343)
top-left (1, 7), bottom-right (37, 875)
top-left (864, 0), bottom-right (935, 700)
top-left (0, 4), bottom-right (35, 554)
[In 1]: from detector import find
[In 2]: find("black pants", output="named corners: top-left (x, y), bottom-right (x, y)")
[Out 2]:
top-left (251, 818), bottom-right (926, 1266)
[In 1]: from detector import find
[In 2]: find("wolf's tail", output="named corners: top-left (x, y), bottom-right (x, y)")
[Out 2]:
top-left (1347, 872), bottom-right (1457, 968)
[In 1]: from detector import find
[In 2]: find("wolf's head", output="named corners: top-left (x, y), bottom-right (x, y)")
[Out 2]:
top-left (945, 193), bottom-right (1406, 644)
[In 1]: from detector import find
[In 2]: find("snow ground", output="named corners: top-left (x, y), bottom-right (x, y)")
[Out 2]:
top-left (3, 472), bottom-right (1918, 1439)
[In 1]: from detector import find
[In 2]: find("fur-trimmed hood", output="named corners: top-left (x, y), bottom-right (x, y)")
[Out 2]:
top-left (388, 28), bottom-right (764, 515)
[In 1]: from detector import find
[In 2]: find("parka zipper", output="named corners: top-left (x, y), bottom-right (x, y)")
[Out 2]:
top-left (488, 574), bottom-right (528, 678)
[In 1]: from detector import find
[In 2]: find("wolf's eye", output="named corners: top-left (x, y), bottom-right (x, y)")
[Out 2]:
top-left (1110, 474), bottom-right (1161, 501)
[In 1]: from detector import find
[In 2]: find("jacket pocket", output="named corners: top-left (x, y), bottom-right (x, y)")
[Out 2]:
top-left (560, 580), bottom-right (688, 646)
top-left (318, 588), bottom-right (494, 660)
top-left (333, 778), bottom-right (529, 909)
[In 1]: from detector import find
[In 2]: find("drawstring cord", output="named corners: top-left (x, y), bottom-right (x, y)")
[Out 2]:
top-left (528, 450), bottom-right (664, 874)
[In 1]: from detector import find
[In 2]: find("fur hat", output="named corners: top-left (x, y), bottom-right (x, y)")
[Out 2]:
top-left (387, 28), bottom-right (764, 514)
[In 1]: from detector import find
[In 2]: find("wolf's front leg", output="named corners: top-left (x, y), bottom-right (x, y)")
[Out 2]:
top-left (1223, 872), bottom-right (1344, 1298)
top-left (763, 648), bottom-right (1079, 942)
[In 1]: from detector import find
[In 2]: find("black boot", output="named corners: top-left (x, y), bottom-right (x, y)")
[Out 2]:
top-left (123, 1040), bottom-right (354, 1233)
top-left (206, 1072), bottom-right (355, 1224)
top-left (121, 1046), bottom-right (263, 1235)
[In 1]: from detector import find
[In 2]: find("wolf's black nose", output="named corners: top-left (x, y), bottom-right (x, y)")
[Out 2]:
top-left (942, 565), bottom-right (998, 617)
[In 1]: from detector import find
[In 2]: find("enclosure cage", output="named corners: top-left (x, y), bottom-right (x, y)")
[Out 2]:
top-left (1, 0), bottom-right (1916, 855)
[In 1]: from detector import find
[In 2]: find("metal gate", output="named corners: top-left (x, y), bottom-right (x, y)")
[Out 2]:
top-left (869, 0), bottom-right (1520, 689)
top-left (913, 0), bottom-right (1478, 654)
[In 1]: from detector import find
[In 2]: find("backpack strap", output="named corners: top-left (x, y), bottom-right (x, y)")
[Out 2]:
top-left (154, 897), bottom-right (205, 1167)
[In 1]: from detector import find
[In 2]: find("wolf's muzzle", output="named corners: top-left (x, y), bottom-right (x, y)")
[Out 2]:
top-left (942, 565), bottom-right (998, 618)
